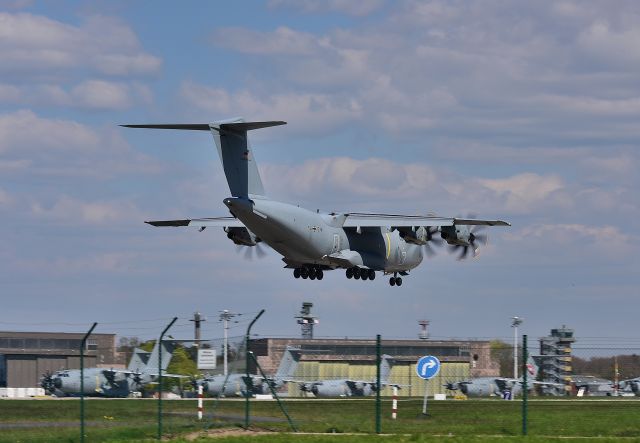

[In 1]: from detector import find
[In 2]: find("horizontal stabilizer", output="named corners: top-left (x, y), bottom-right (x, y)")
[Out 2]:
top-left (121, 124), bottom-right (210, 130)
top-left (120, 121), bottom-right (286, 132)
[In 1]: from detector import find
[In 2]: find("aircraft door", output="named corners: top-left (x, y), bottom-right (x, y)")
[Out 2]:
top-left (332, 234), bottom-right (340, 253)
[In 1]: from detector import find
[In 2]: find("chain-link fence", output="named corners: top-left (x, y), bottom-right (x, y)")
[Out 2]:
top-left (3, 324), bottom-right (640, 441)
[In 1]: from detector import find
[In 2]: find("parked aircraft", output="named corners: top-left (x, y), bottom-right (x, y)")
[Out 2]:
top-left (122, 119), bottom-right (510, 287)
top-left (619, 377), bottom-right (640, 395)
top-left (195, 347), bottom-right (300, 397)
top-left (296, 354), bottom-right (396, 397)
top-left (445, 357), bottom-right (549, 397)
top-left (41, 341), bottom-right (176, 397)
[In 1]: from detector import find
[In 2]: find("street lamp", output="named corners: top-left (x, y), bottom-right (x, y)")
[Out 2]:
top-left (511, 316), bottom-right (523, 379)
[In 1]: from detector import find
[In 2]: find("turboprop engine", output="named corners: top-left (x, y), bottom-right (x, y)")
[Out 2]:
top-left (224, 226), bottom-right (261, 246)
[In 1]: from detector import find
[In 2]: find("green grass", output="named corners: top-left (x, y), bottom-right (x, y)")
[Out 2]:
top-left (0, 398), bottom-right (639, 442)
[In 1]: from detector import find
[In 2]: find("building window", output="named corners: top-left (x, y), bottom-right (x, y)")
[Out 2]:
top-left (86, 339), bottom-right (97, 351)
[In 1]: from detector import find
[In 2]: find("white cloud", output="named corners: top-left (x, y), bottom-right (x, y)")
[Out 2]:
top-left (0, 80), bottom-right (151, 110)
top-left (0, 12), bottom-right (161, 77)
top-left (30, 195), bottom-right (143, 225)
top-left (0, 188), bottom-right (12, 206)
top-left (0, 110), bottom-right (163, 177)
top-left (476, 173), bottom-right (567, 213)
top-left (504, 223), bottom-right (635, 261)
top-left (268, 0), bottom-right (384, 16)
top-left (179, 81), bottom-right (362, 133)
top-left (212, 26), bottom-right (319, 55)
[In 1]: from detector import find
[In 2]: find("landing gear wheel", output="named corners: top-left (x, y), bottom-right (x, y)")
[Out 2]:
top-left (301, 268), bottom-right (309, 279)
top-left (293, 268), bottom-right (301, 279)
top-left (316, 269), bottom-right (324, 280)
top-left (353, 267), bottom-right (361, 279)
top-left (395, 277), bottom-right (402, 286)
top-left (346, 268), bottom-right (353, 279)
top-left (389, 277), bottom-right (396, 286)
top-left (368, 269), bottom-right (376, 280)
top-left (361, 272), bottom-right (368, 281)
top-left (309, 268), bottom-right (317, 279)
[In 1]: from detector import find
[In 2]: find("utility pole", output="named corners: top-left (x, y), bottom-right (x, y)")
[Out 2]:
top-left (512, 316), bottom-right (523, 380)
top-left (190, 312), bottom-right (206, 349)
top-left (219, 310), bottom-right (238, 376)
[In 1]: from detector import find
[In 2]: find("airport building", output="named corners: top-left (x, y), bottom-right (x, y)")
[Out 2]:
top-left (250, 337), bottom-right (497, 397)
top-left (0, 331), bottom-right (117, 388)
top-left (538, 326), bottom-right (575, 395)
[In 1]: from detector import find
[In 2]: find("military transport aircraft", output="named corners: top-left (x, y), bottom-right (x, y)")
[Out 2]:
top-left (41, 341), bottom-right (176, 397)
top-left (296, 354), bottom-right (397, 397)
top-left (122, 119), bottom-right (510, 286)
top-left (444, 357), bottom-right (557, 397)
top-left (194, 347), bottom-right (300, 397)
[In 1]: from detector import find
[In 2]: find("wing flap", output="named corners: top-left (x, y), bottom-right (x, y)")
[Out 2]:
top-left (342, 213), bottom-right (510, 228)
top-left (145, 217), bottom-right (244, 228)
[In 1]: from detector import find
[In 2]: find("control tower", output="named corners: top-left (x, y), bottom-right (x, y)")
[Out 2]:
top-left (295, 302), bottom-right (319, 339)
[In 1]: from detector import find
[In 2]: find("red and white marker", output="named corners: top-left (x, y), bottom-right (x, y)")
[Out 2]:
top-left (391, 385), bottom-right (398, 419)
top-left (197, 384), bottom-right (203, 420)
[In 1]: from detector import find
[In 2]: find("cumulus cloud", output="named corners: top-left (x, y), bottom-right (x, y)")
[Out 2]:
top-left (504, 223), bottom-right (635, 261)
top-left (179, 81), bottom-right (362, 133)
top-left (0, 12), bottom-right (161, 78)
top-left (0, 80), bottom-right (152, 110)
top-left (0, 110), bottom-right (162, 177)
top-left (30, 195), bottom-right (143, 225)
top-left (476, 173), bottom-right (568, 213)
top-left (268, 0), bottom-right (384, 16)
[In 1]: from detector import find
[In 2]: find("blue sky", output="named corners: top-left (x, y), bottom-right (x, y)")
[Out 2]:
top-left (1, 0), bottom-right (638, 345)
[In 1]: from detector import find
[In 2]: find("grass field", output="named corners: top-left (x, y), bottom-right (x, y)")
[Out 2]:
top-left (0, 398), bottom-right (639, 442)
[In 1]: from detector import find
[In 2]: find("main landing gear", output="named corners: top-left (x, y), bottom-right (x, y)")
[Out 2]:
top-left (345, 267), bottom-right (375, 281)
top-left (293, 266), bottom-right (324, 281)
top-left (389, 273), bottom-right (402, 287)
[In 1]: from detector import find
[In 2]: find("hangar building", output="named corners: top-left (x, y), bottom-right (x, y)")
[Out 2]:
top-left (250, 337), bottom-right (497, 397)
top-left (0, 331), bottom-right (117, 388)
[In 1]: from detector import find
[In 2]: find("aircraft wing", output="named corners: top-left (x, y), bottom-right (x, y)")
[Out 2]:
top-left (342, 213), bottom-right (510, 228)
top-left (145, 216), bottom-right (244, 228)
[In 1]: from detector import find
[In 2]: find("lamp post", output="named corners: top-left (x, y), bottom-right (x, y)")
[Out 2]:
top-left (511, 316), bottom-right (523, 380)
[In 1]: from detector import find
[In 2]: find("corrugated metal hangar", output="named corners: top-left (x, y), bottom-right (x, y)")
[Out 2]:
top-left (251, 337), bottom-right (497, 397)
top-left (0, 331), bottom-right (117, 388)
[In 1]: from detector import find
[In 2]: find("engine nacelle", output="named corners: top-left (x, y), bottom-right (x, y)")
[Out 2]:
top-left (398, 226), bottom-right (428, 245)
top-left (440, 225), bottom-right (471, 246)
top-left (225, 226), bottom-right (260, 246)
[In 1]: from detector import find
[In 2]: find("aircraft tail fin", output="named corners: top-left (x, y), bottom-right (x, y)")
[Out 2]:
top-left (526, 355), bottom-right (540, 380)
top-left (121, 118), bottom-right (286, 198)
top-left (274, 346), bottom-right (301, 381)
top-left (127, 347), bottom-right (151, 372)
top-left (380, 354), bottom-right (394, 385)
top-left (142, 340), bottom-right (175, 374)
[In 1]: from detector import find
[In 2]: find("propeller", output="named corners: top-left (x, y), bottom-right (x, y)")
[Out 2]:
top-left (41, 371), bottom-right (56, 393)
top-left (235, 243), bottom-right (267, 260)
top-left (447, 212), bottom-right (489, 260)
top-left (423, 226), bottom-right (443, 257)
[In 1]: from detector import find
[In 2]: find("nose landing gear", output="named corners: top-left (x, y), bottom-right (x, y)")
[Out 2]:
top-left (389, 273), bottom-right (402, 287)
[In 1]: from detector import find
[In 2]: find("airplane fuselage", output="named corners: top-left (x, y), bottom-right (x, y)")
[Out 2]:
top-left (224, 197), bottom-right (423, 273)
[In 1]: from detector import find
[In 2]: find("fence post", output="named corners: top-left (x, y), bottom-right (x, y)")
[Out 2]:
top-left (375, 334), bottom-right (381, 434)
top-left (157, 317), bottom-right (177, 441)
top-left (522, 334), bottom-right (528, 436)
top-left (80, 322), bottom-right (97, 443)
top-left (245, 309), bottom-right (265, 430)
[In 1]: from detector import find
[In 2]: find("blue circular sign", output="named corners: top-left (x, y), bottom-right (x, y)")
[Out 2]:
top-left (416, 355), bottom-right (441, 380)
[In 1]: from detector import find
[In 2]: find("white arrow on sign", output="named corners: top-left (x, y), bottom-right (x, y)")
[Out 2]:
top-left (421, 359), bottom-right (436, 376)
